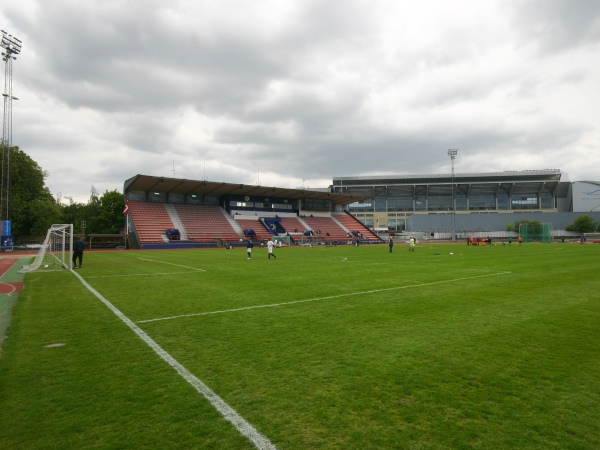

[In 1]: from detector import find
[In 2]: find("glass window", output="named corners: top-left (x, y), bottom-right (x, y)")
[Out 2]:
top-left (388, 196), bottom-right (413, 212)
top-left (204, 196), bottom-right (218, 205)
top-left (348, 201), bottom-right (373, 212)
top-left (497, 193), bottom-right (509, 210)
top-left (127, 190), bottom-right (146, 201)
top-left (428, 195), bottom-right (452, 211)
top-left (168, 193), bottom-right (185, 204)
top-left (148, 192), bottom-right (166, 202)
top-left (511, 194), bottom-right (538, 210)
top-left (374, 195), bottom-right (387, 212)
top-left (187, 194), bottom-right (202, 204)
top-left (469, 194), bottom-right (495, 210)
top-left (303, 198), bottom-right (331, 211)
top-left (388, 218), bottom-right (406, 231)
top-left (541, 192), bottom-right (554, 209)
top-left (456, 194), bottom-right (467, 211)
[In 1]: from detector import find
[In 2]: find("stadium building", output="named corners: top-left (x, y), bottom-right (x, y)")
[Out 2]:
top-left (123, 175), bottom-right (376, 249)
top-left (331, 170), bottom-right (600, 237)
top-left (123, 170), bottom-right (600, 248)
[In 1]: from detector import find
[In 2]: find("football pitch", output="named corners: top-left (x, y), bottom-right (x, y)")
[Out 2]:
top-left (1, 242), bottom-right (599, 449)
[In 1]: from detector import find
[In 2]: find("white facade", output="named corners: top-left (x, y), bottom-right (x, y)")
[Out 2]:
top-left (572, 182), bottom-right (600, 212)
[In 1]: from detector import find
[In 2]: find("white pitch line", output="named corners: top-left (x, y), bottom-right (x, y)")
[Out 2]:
top-left (138, 257), bottom-right (206, 272)
top-left (71, 270), bottom-right (276, 450)
top-left (138, 271), bottom-right (511, 324)
top-left (84, 272), bottom-right (198, 279)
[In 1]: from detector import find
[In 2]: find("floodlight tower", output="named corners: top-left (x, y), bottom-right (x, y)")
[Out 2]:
top-left (1, 30), bottom-right (21, 221)
top-left (448, 149), bottom-right (458, 241)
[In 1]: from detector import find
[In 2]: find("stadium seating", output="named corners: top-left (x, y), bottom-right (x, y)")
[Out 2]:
top-left (174, 204), bottom-right (240, 243)
top-left (278, 216), bottom-right (308, 235)
top-left (235, 218), bottom-right (272, 241)
top-left (128, 201), bottom-right (175, 244)
top-left (333, 213), bottom-right (380, 241)
top-left (301, 216), bottom-right (349, 241)
top-left (129, 200), bottom-right (381, 248)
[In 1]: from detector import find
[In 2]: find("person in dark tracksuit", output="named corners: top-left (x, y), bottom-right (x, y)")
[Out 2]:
top-left (246, 239), bottom-right (253, 259)
top-left (73, 237), bottom-right (85, 268)
top-left (388, 237), bottom-right (394, 253)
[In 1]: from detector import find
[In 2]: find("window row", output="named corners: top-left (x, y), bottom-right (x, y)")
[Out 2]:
top-left (348, 193), bottom-right (555, 212)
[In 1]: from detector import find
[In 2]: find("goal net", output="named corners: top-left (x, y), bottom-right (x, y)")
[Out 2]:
top-left (270, 235), bottom-right (291, 246)
top-left (519, 223), bottom-right (552, 243)
top-left (19, 224), bottom-right (74, 273)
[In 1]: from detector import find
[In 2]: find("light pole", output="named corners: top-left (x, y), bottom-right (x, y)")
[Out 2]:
top-left (1, 30), bottom-right (22, 222)
top-left (448, 149), bottom-right (458, 241)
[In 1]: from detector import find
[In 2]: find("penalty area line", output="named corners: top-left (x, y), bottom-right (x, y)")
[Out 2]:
top-left (138, 257), bottom-right (206, 272)
top-left (84, 271), bottom-right (200, 279)
top-left (71, 270), bottom-right (276, 450)
top-left (138, 271), bottom-right (511, 324)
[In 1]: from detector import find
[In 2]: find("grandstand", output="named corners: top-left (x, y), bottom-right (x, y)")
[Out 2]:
top-left (124, 175), bottom-right (375, 249)
top-left (123, 171), bottom-right (600, 249)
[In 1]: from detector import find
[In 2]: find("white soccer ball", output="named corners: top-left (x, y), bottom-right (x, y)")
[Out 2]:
top-left (449, 252), bottom-right (454, 255)
top-left (44, 264), bottom-right (49, 268)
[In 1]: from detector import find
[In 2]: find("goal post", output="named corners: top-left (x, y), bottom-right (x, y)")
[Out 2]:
top-left (19, 224), bottom-right (74, 273)
top-left (519, 223), bottom-right (553, 243)
top-left (271, 235), bottom-right (291, 246)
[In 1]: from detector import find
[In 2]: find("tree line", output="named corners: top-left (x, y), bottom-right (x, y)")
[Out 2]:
top-left (2, 146), bottom-right (124, 240)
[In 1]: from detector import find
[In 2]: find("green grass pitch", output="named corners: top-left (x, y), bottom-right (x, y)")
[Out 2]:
top-left (1, 242), bottom-right (599, 449)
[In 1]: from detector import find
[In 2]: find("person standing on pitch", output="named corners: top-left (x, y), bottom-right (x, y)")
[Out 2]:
top-left (246, 239), bottom-right (253, 259)
top-left (72, 236), bottom-right (85, 268)
top-left (388, 237), bottom-right (394, 253)
top-left (267, 239), bottom-right (277, 260)
top-left (409, 237), bottom-right (415, 252)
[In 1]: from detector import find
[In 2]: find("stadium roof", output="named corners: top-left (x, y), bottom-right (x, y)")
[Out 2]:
top-left (124, 174), bottom-right (369, 205)
top-left (333, 169), bottom-right (564, 185)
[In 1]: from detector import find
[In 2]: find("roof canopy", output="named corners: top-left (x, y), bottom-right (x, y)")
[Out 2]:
top-left (124, 174), bottom-right (369, 206)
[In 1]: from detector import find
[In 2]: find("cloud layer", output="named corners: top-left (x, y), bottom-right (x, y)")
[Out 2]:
top-left (3, 0), bottom-right (599, 202)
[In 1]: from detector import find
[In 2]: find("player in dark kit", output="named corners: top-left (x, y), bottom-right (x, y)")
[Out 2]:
top-left (246, 239), bottom-right (253, 259)
top-left (72, 237), bottom-right (85, 268)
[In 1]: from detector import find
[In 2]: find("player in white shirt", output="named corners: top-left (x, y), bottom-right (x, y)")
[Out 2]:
top-left (267, 240), bottom-right (277, 260)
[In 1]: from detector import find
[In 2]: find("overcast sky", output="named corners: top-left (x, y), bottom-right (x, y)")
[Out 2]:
top-left (2, 0), bottom-right (599, 203)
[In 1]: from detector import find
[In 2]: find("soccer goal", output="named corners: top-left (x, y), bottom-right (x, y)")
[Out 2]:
top-left (19, 224), bottom-right (74, 273)
top-left (271, 235), bottom-right (291, 247)
top-left (519, 223), bottom-right (553, 243)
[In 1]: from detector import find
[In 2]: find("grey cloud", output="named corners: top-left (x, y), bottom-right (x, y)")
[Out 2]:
top-left (510, 0), bottom-right (600, 53)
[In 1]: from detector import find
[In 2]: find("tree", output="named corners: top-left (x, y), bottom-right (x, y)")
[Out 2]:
top-left (565, 215), bottom-right (596, 233)
top-left (0, 145), bottom-right (55, 235)
top-left (60, 196), bottom-right (87, 235)
top-left (95, 190), bottom-right (125, 234)
top-left (65, 187), bottom-right (124, 234)
top-left (513, 219), bottom-right (541, 234)
top-left (24, 198), bottom-right (64, 237)
top-left (81, 185), bottom-right (102, 234)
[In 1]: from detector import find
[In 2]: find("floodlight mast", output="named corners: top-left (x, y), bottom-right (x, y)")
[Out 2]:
top-left (1, 30), bottom-right (21, 222)
top-left (448, 149), bottom-right (458, 241)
